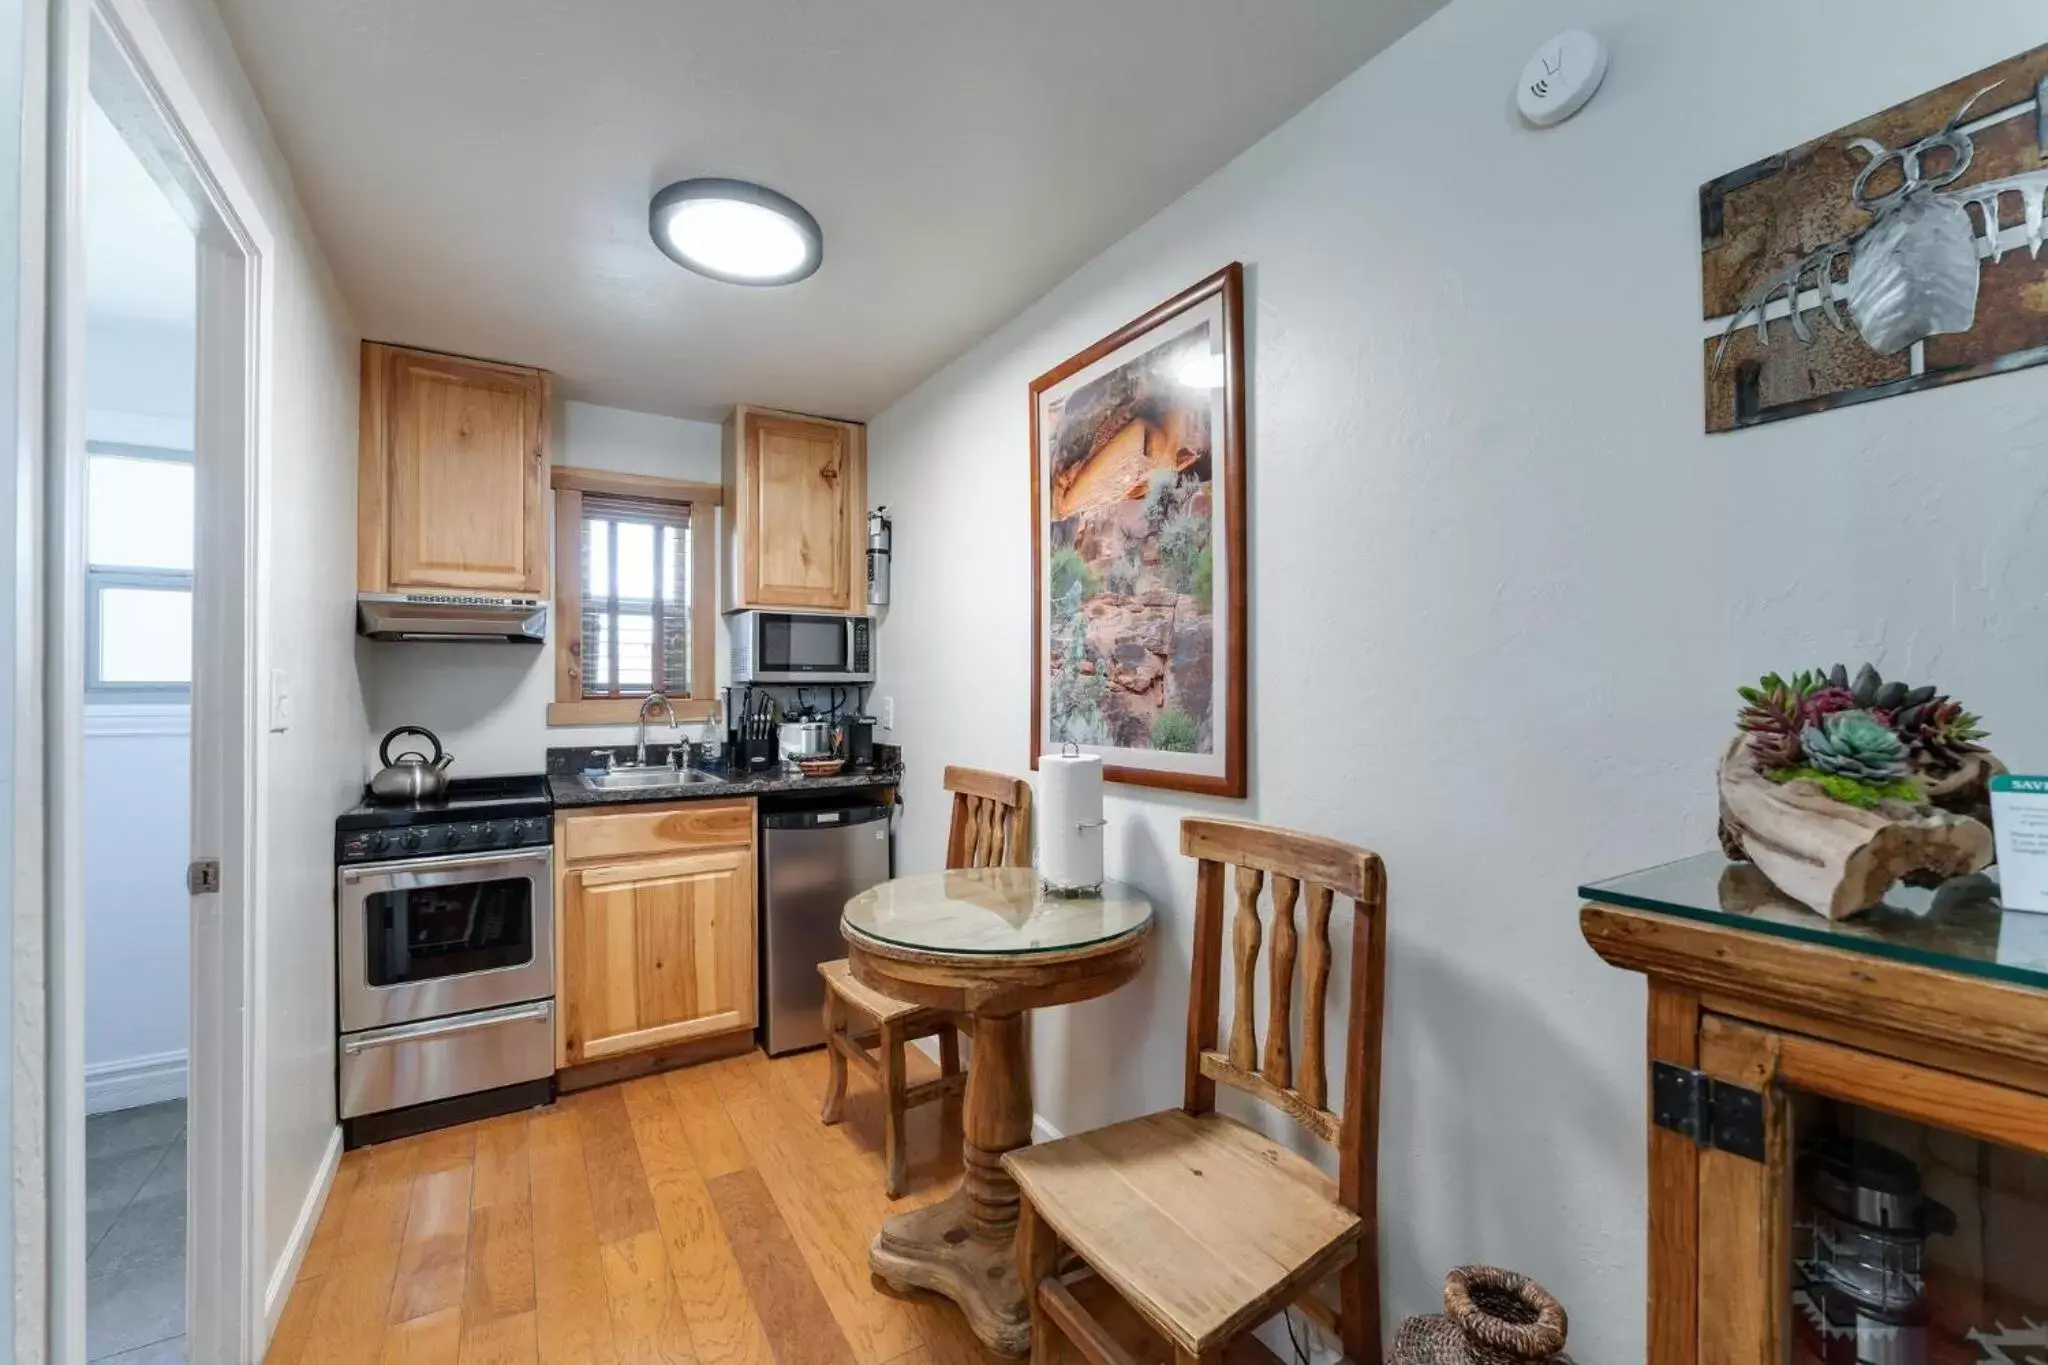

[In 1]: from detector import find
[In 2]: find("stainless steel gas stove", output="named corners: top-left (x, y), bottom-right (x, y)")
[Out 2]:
top-left (334, 775), bottom-right (555, 1145)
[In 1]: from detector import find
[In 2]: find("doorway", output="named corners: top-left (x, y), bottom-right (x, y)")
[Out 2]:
top-left (46, 2), bottom-right (274, 1360)
top-left (78, 87), bottom-right (196, 1363)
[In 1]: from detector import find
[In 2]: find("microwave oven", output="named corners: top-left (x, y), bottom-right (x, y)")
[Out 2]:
top-left (728, 610), bottom-right (874, 684)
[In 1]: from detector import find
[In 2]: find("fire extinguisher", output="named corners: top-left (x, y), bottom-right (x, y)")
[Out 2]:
top-left (867, 507), bottom-right (891, 607)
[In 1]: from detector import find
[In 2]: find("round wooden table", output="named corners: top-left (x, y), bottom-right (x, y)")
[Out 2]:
top-left (842, 867), bottom-right (1154, 1357)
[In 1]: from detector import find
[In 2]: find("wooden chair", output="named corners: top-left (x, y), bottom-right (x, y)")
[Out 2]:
top-left (1003, 816), bottom-right (1388, 1365)
top-left (819, 765), bottom-right (1034, 1196)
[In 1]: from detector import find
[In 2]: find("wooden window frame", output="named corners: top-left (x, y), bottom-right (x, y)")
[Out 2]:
top-left (548, 467), bottom-right (722, 725)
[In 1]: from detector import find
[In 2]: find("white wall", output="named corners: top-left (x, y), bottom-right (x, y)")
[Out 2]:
top-left (867, 1), bottom-right (2048, 1357)
top-left (360, 399), bottom-right (728, 775)
top-left (80, 715), bottom-right (189, 1111)
top-left (141, 0), bottom-right (369, 1314)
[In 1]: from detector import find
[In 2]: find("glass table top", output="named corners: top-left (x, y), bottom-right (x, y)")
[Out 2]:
top-left (842, 867), bottom-right (1154, 958)
top-left (1582, 852), bottom-right (2048, 992)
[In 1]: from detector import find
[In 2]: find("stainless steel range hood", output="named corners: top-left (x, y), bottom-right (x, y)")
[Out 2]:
top-left (356, 592), bottom-right (547, 643)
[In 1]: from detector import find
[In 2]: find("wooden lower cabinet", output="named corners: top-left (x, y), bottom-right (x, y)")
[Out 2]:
top-left (1584, 901), bottom-right (2048, 1365)
top-left (556, 800), bottom-right (756, 1067)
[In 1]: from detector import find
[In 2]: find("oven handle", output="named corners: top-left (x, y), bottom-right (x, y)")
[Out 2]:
top-left (340, 1000), bottom-right (553, 1054)
top-left (339, 845), bottom-right (552, 889)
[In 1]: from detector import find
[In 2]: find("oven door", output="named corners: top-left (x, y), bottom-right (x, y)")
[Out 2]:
top-left (338, 846), bottom-right (554, 1034)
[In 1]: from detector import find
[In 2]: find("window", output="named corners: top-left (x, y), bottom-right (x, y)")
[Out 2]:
top-left (86, 442), bottom-right (193, 697)
top-left (548, 468), bottom-right (720, 725)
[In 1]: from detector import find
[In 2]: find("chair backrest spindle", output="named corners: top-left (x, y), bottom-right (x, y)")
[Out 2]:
top-left (1179, 817), bottom-right (1387, 1220)
top-left (943, 766), bottom-right (1034, 870)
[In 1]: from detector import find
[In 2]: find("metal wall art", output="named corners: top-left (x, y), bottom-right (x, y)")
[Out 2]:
top-left (1702, 45), bottom-right (2048, 431)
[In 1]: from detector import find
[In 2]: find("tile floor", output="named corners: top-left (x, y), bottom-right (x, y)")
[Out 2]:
top-left (85, 1099), bottom-right (186, 1363)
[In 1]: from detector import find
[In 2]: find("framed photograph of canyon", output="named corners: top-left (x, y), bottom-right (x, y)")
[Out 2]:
top-left (1702, 43), bottom-right (2048, 431)
top-left (1030, 263), bottom-right (1246, 798)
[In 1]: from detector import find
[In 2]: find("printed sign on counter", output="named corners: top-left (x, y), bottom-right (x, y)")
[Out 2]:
top-left (1991, 774), bottom-right (2048, 914)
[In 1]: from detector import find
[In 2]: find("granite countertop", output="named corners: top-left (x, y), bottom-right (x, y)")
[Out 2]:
top-left (546, 744), bottom-right (900, 809)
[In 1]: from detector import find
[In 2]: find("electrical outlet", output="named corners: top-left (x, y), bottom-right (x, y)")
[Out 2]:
top-left (881, 696), bottom-right (895, 731)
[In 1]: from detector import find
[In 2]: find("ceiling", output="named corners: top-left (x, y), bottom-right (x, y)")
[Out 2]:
top-left (85, 99), bottom-right (194, 330)
top-left (216, 0), bottom-right (1443, 422)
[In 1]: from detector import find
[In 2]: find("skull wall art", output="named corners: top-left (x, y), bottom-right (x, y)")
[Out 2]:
top-left (1701, 45), bottom-right (2048, 432)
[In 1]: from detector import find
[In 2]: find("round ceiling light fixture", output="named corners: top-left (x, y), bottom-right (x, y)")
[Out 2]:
top-left (649, 178), bottom-right (822, 286)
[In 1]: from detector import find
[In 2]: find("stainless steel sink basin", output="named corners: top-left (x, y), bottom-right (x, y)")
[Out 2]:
top-left (579, 766), bottom-right (724, 792)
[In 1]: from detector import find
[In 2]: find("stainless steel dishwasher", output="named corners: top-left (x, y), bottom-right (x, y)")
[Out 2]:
top-left (761, 799), bottom-right (893, 1054)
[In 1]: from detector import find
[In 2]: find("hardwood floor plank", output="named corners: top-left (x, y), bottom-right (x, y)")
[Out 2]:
top-left (390, 1164), bottom-right (477, 1324)
top-left (530, 1107), bottom-right (622, 1365)
top-left (599, 1229), bottom-right (698, 1365)
top-left (301, 1152), bottom-right (370, 1282)
top-left (565, 1087), bottom-right (660, 1244)
top-left (267, 1269), bottom-right (327, 1364)
top-left (282, 1053), bottom-right (989, 1365)
top-left (473, 1115), bottom-right (534, 1209)
top-left (302, 1144), bottom-right (423, 1365)
top-left (466, 1198), bottom-right (539, 1323)
top-left (620, 1077), bottom-right (774, 1365)
top-left (724, 1095), bottom-right (925, 1365)
top-left (460, 1311), bottom-right (541, 1365)
top-left (407, 1125), bottom-right (482, 1175)
top-left (663, 1066), bottom-right (752, 1179)
top-left (705, 1167), bottom-right (859, 1365)
top-left (383, 1306), bottom-right (465, 1364)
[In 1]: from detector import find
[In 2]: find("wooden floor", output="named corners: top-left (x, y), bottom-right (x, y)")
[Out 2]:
top-left (266, 1047), bottom-right (1279, 1365)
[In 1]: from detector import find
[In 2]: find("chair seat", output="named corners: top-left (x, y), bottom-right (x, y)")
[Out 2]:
top-left (1003, 1109), bottom-right (1361, 1357)
top-left (818, 958), bottom-right (927, 1024)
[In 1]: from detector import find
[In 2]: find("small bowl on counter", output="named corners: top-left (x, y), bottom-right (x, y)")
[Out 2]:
top-left (793, 756), bottom-right (846, 779)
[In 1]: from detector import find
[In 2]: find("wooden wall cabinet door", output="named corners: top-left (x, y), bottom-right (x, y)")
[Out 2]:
top-left (559, 847), bottom-right (756, 1065)
top-left (722, 405), bottom-right (866, 614)
top-left (359, 342), bottom-right (551, 593)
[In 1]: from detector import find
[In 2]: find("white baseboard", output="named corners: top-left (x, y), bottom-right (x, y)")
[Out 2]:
top-left (263, 1126), bottom-right (343, 1342)
top-left (85, 1050), bottom-right (188, 1114)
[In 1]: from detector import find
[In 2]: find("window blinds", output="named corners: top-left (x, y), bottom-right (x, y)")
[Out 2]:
top-left (579, 496), bottom-right (692, 698)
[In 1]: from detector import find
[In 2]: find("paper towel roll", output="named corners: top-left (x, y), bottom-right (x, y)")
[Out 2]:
top-left (1038, 752), bottom-right (1105, 892)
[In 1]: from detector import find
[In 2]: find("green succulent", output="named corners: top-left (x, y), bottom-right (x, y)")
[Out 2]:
top-left (1799, 710), bottom-right (1909, 784)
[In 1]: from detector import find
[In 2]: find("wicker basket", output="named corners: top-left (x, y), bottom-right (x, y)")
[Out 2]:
top-left (1390, 1267), bottom-right (1571, 1365)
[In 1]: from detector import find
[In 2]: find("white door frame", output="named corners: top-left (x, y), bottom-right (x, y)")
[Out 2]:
top-left (46, 0), bottom-right (273, 1358)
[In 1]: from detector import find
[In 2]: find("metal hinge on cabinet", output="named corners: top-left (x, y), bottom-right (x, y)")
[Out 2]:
top-left (186, 859), bottom-right (221, 895)
top-left (1651, 1061), bottom-right (1765, 1162)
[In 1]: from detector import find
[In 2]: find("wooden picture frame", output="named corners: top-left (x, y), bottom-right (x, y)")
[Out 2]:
top-left (1029, 263), bottom-right (1247, 798)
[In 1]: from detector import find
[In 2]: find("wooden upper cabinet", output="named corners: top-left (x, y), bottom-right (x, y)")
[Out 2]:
top-left (359, 342), bottom-right (551, 594)
top-left (722, 405), bottom-right (866, 614)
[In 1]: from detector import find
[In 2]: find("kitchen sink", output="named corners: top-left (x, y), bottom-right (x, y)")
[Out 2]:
top-left (579, 766), bottom-right (725, 792)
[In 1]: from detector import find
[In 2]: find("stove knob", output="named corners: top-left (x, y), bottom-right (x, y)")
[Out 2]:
top-left (441, 826), bottom-right (466, 851)
top-left (364, 831), bottom-right (390, 855)
top-left (476, 823), bottom-right (503, 848)
top-left (399, 829), bottom-right (424, 853)
top-left (521, 819), bottom-right (548, 845)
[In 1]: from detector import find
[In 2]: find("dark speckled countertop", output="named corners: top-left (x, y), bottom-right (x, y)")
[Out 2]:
top-left (546, 744), bottom-right (900, 809)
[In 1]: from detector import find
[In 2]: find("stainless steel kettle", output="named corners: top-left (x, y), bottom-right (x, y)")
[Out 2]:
top-left (370, 725), bottom-right (455, 803)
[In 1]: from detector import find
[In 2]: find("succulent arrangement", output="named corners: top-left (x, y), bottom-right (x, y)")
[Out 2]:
top-left (1735, 663), bottom-right (1989, 810)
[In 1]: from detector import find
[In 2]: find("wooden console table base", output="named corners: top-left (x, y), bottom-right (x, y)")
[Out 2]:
top-left (841, 869), bottom-right (1154, 1357)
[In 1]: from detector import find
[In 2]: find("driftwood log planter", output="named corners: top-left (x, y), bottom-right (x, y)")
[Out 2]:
top-left (1716, 736), bottom-right (1995, 920)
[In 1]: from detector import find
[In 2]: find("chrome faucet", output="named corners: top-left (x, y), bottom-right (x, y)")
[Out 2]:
top-left (635, 693), bottom-right (679, 767)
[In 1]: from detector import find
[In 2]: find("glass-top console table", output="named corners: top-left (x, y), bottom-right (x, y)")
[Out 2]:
top-left (1582, 850), bottom-right (2048, 992)
top-left (1581, 853), bottom-right (2048, 1365)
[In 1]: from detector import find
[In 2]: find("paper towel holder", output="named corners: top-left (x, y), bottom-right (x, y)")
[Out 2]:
top-left (1041, 742), bottom-right (1108, 898)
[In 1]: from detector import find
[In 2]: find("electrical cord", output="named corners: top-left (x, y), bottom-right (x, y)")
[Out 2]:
top-left (1282, 1308), bottom-right (1312, 1365)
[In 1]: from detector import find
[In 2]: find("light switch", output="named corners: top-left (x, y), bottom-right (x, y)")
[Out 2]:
top-left (880, 696), bottom-right (895, 731)
top-left (269, 668), bottom-right (293, 732)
